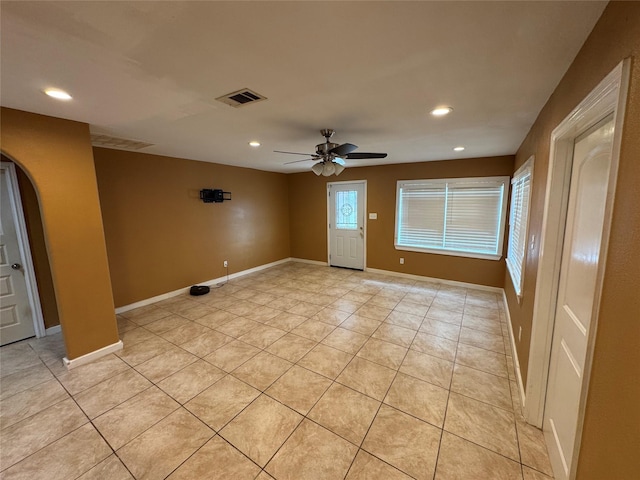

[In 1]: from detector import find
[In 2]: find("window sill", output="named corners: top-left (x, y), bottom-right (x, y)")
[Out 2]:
top-left (394, 244), bottom-right (502, 261)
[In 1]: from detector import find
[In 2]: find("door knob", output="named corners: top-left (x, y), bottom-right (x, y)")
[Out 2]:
top-left (11, 263), bottom-right (21, 270)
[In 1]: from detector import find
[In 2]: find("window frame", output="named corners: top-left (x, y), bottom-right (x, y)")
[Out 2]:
top-left (394, 176), bottom-right (510, 261)
top-left (505, 157), bottom-right (534, 299)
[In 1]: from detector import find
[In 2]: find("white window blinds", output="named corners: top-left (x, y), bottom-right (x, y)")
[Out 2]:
top-left (395, 177), bottom-right (509, 260)
top-left (506, 159), bottom-right (533, 297)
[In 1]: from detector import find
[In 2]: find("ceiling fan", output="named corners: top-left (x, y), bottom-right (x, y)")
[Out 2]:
top-left (275, 129), bottom-right (387, 176)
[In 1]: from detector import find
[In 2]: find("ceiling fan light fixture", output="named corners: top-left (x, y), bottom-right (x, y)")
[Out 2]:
top-left (453, 146), bottom-right (465, 151)
top-left (311, 162), bottom-right (324, 176)
top-left (248, 141), bottom-right (261, 147)
top-left (44, 88), bottom-right (72, 100)
top-left (430, 106), bottom-right (453, 117)
top-left (322, 162), bottom-right (336, 176)
top-left (334, 163), bottom-right (345, 175)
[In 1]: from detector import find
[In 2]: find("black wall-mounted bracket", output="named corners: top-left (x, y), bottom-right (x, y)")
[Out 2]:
top-left (200, 189), bottom-right (232, 203)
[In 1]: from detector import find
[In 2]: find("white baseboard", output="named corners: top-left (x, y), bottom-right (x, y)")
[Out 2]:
top-left (45, 325), bottom-right (62, 336)
top-left (290, 258), bottom-right (329, 266)
top-left (63, 340), bottom-right (123, 370)
top-left (502, 290), bottom-right (526, 409)
top-left (115, 257), bottom-right (292, 314)
top-left (365, 267), bottom-right (503, 293)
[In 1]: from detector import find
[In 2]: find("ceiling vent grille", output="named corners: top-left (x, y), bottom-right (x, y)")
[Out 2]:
top-left (216, 88), bottom-right (267, 108)
top-left (91, 134), bottom-right (154, 151)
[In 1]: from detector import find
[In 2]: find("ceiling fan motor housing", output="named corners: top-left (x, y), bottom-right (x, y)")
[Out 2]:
top-left (316, 142), bottom-right (339, 156)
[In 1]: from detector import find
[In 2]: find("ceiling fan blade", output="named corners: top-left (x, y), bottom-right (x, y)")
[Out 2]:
top-left (345, 152), bottom-right (388, 159)
top-left (274, 150), bottom-right (314, 156)
top-left (329, 143), bottom-right (358, 156)
top-left (284, 158), bottom-right (316, 165)
top-left (333, 157), bottom-right (346, 166)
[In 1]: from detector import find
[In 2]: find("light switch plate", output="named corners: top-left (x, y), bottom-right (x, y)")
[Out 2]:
top-left (369, 213), bottom-right (378, 220)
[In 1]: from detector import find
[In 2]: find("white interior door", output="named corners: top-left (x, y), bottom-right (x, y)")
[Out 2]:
top-left (543, 115), bottom-right (614, 479)
top-left (0, 167), bottom-right (37, 345)
top-left (328, 182), bottom-right (365, 270)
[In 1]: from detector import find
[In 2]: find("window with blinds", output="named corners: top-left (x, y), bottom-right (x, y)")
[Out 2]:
top-left (506, 158), bottom-right (534, 297)
top-left (395, 176), bottom-right (509, 260)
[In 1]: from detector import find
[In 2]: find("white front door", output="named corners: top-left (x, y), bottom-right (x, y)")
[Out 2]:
top-left (328, 181), bottom-right (365, 270)
top-left (543, 115), bottom-right (614, 479)
top-left (0, 166), bottom-right (36, 345)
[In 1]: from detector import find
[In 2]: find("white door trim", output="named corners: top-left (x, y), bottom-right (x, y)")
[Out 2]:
top-left (327, 180), bottom-right (367, 269)
top-left (524, 59), bottom-right (629, 473)
top-left (0, 161), bottom-right (46, 339)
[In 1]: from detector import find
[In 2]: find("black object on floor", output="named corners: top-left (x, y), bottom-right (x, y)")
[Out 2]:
top-left (189, 285), bottom-right (210, 296)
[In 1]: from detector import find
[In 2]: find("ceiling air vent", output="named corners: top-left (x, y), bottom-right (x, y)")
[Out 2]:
top-left (91, 134), bottom-right (154, 151)
top-left (216, 88), bottom-right (267, 108)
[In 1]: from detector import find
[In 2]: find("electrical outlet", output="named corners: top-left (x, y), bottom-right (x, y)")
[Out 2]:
top-left (518, 326), bottom-right (522, 342)
top-left (223, 260), bottom-right (228, 268)
top-left (400, 258), bottom-right (405, 265)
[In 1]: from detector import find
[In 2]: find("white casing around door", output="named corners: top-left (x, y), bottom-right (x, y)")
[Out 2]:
top-left (328, 181), bottom-right (365, 270)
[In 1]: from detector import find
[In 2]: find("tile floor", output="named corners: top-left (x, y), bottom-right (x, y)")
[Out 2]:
top-left (0, 262), bottom-right (555, 479)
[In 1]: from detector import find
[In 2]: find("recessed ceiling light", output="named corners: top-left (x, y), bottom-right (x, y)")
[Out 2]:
top-left (430, 106), bottom-right (453, 117)
top-left (44, 88), bottom-right (72, 100)
top-left (249, 141), bottom-right (261, 147)
top-left (453, 146), bottom-right (465, 152)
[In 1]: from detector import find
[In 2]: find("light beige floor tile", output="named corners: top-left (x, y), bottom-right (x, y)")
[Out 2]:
top-left (249, 291), bottom-right (279, 306)
top-left (459, 327), bottom-right (506, 354)
top-left (362, 404), bottom-right (441, 480)
top-left (117, 317), bottom-right (138, 334)
top-left (419, 318), bottom-right (461, 341)
top-left (384, 373), bottom-right (448, 427)
top-left (167, 436), bottom-right (261, 479)
top-left (117, 408), bottom-right (213, 480)
top-left (215, 317), bottom-right (261, 338)
top-left (426, 306), bottom-right (464, 325)
top-left (372, 323), bottom-right (417, 348)
top-left (298, 344), bottom-right (353, 379)
top-left (356, 338), bottom-right (408, 370)
top-left (345, 450), bottom-right (413, 480)
top-left (0, 423), bottom-right (111, 480)
top-left (265, 419), bottom-right (358, 480)
top-left (119, 327), bottom-right (158, 347)
top-left (321, 327), bottom-right (368, 354)
top-left (462, 314), bottom-right (503, 335)
top-left (451, 364), bottom-right (512, 410)
top-left (160, 321), bottom-right (211, 345)
top-left (203, 339), bottom-right (260, 372)
top-left (399, 350), bottom-right (453, 389)
top-left (430, 297), bottom-right (465, 314)
top-left (55, 354), bottom-right (130, 395)
top-left (394, 300), bottom-right (429, 317)
top-left (312, 307), bottom-right (351, 326)
top-left (238, 324), bottom-right (287, 348)
top-left (464, 304), bottom-right (501, 321)
top-left (308, 383), bottom-right (380, 445)
top-left (385, 310), bottom-right (424, 330)
top-left (116, 336), bottom-right (180, 367)
top-left (266, 333), bottom-right (317, 362)
top-left (343, 292), bottom-right (373, 304)
top-left (194, 309), bottom-right (236, 329)
top-left (0, 378), bottom-right (68, 429)
top-left (329, 298), bottom-right (363, 314)
top-left (123, 306), bottom-right (172, 325)
top-left (144, 314), bottom-right (191, 335)
top-left (220, 394), bottom-right (302, 466)
top-left (287, 301), bottom-right (323, 317)
top-left (267, 297), bottom-right (301, 311)
top-left (77, 454), bottom-right (134, 480)
top-left (354, 303), bottom-right (392, 321)
top-left (337, 357), bottom-right (396, 401)
top-left (185, 375), bottom-right (260, 430)
top-left (522, 466), bottom-right (554, 480)
top-left (93, 386), bottom-right (179, 450)
top-left (0, 363), bottom-right (53, 401)
top-left (225, 300), bottom-right (263, 317)
top-left (456, 343), bottom-right (508, 378)
top-left (73, 368), bottom-right (151, 419)
top-left (266, 312), bottom-right (308, 331)
top-left (368, 295), bottom-right (400, 310)
top-left (135, 347), bottom-right (198, 383)
top-left (0, 398), bottom-right (88, 470)
top-left (291, 319), bottom-right (336, 342)
top-left (245, 305), bottom-right (282, 323)
top-left (265, 366), bottom-right (330, 415)
top-left (435, 431), bottom-right (523, 480)
top-left (0, 344), bottom-right (41, 379)
top-left (444, 392), bottom-right (519, 460)
top-left (340, 314), bottom-right (381, 336)
top-left (157, 360), bottom-right (225, 404)
top-left (180, 329), bottom-right (234, 357)
top-left (404, 291), bottom-right (435, 305)
top-left (517, 418), bottom-right (554, 477)
top-left (411, 332), bottom-right (458, 362)
top-left (231, 351), bottom-right (292, 391)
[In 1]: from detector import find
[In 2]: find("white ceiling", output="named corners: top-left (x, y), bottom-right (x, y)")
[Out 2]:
top-left (1, 1), bottom-right (607, 173)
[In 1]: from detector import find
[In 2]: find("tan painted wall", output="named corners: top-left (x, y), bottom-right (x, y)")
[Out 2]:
top-left (503, 2), bottom-right (640, 478)
top-left (93, 147), bottom-right (290, 307)
top-left (0, 108), bottom-right (118, 359)
top-left (13, 162), bottom-right (60, 329)
top-left (289, 156), bottom-right (514, 287)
